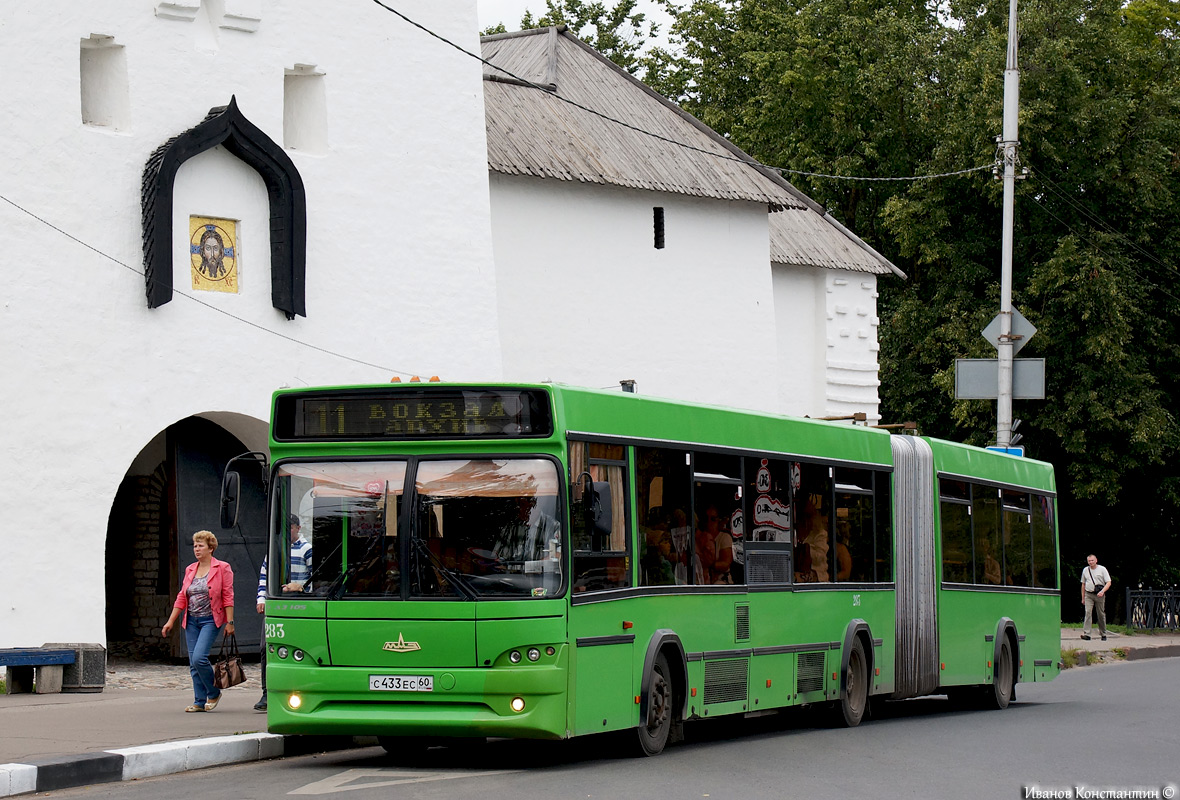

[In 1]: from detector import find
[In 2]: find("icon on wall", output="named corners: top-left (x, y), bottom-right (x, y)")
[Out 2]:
top-left (189, 216), bottom-right (239, 293)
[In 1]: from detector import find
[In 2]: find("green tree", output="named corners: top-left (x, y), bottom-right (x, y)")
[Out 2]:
top-left (654, 0), bottom-right (942, 238)
top-left (486, 0), bottom-right (662, 74)
top-left (660, 0), bottom-right (1180, 601)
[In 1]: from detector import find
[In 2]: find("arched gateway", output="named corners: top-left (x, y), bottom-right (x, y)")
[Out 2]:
top-left (105, 413), bottom-right (268, 659)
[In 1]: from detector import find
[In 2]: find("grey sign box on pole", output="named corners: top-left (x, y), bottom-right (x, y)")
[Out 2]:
top-left (982, 308), bottom-right (1037, 355)
top-left (955, 358), bottom-right (1046, 399)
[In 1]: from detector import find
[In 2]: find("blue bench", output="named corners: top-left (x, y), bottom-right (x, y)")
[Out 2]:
top-left (0, 648), bottom-right (76, 694)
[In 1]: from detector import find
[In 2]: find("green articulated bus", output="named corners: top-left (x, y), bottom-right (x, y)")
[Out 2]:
top-left (226, 382), bottom-right (1061, 757)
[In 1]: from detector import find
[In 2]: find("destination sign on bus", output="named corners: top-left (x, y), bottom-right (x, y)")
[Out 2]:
top-left (274, 388), bottom-right (552, 441)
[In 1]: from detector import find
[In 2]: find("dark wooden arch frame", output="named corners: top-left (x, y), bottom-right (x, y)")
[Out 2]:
top-left (141, 96), bottom-right (306, 318)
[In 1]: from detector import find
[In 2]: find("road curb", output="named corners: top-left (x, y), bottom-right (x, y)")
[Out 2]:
top-left (0, 734), bottom-right (374, 797)
top-left (1124, 644), bottom-right (1180, 661)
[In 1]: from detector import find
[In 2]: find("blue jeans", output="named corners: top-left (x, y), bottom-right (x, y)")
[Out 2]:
top-left (184, 615), bottom-right (224, 706)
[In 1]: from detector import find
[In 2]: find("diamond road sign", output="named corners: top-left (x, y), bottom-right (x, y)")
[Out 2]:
top-left (982, 308), bottom-right (1036, 355)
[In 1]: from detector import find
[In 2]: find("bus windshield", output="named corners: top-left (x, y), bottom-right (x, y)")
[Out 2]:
top-left (270, 458), bottom-right (562, 600)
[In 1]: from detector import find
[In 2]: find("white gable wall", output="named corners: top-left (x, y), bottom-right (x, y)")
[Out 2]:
top-left (0, 1), bottom-right (500, 649)
top-left (771, 263), bottom-right (882, 421)
top-left (772, 263), bottom-right (827, 416)
top-left (490, 173), bottom-right (780, 413)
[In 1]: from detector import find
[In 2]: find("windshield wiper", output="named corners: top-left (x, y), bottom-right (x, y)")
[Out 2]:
top-left (413, 538), bottom-right (478, 600)
top-left (327, 531), bottom-right (387, 600)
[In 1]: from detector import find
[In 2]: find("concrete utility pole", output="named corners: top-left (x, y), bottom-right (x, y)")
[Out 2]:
top-left (995, 0), bottom-right (1021, 448)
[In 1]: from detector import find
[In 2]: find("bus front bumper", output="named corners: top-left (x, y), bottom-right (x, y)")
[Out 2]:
top-left (264, 662), bottom-right (568, 740)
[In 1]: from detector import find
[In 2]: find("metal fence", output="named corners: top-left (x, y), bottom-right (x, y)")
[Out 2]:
top-left (1126, 588), bottom-right (1180, 631)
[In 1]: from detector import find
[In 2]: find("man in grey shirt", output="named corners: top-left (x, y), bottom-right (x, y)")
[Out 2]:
top-left (1080, 554), bottom-right (1112, 641)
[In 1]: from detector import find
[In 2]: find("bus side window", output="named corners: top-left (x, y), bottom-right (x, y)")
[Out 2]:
top-left (637, 447), bottom-right (691, 587)
top-left (794, 464), bottom-right (833, 582)
top-left (973, 486), bottom-right (1003, 585)
top-left (1031, 494), bottom-right (1057, 589)
top-left (569, 442), bottom-right (631, 593)
top-left (939, 478), bottom-right (972, 583)
top-left (874, 472), bottom-right (893, 582)
top-left (834, 468), bottom-right (873, 582)
top-left (1002, 490), bottom-right (1032, 587)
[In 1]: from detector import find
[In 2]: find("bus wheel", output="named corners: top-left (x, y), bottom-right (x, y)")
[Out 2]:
top-left (839, 638), bottom-right (869, 727)
top-left (986, 637), bottom-right (1014, 710)
top-left (636, 652), bottom-right (674, 756)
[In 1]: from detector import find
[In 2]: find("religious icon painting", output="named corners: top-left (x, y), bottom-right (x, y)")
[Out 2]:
top-left (189, 216), bottom-right (239, 293)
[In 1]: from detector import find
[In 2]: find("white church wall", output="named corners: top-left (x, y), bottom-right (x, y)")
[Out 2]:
top-left (0, 1), bottom-right (501, 649)
top-left (824, 271), bottom-right (882, 422)
top-left (489, 173), bottom-right (780, 414)
top-left (771, 265), bottom-right (882, 422)
top-left (772, 263), bottom-right (828, 417)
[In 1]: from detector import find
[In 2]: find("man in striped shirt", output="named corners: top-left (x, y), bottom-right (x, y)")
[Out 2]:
top-left (255, 514), bottom-right (313, 711)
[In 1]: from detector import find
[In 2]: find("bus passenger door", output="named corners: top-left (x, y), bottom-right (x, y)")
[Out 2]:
top-left (568, 441), bottom-right (636, 735)
top-left (571, 615), bottom-right (635, 736)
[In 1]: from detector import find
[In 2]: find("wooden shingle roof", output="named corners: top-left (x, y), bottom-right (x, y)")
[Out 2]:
top-left (482, 28), bottom-right (803, 209)
top-left (770, 208), bottom-right (904, 276)
top-left (481, 27), bottom-right (902, 277)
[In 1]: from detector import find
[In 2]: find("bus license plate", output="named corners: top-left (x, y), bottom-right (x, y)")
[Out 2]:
top-left (369, 675), bottom-right (433, 692)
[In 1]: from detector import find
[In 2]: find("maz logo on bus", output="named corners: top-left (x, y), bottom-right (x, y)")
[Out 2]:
top-left (383, 634), bottom-right (421, 653)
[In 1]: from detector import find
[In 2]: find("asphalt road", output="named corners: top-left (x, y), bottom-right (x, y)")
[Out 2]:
top-left (48, 658), bottom-right (1180, 800)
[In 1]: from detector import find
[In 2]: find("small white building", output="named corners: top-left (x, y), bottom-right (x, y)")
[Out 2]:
top-left (482, 28), bottom-right (902, 419)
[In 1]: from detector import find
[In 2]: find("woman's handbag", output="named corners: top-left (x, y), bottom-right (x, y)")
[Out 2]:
top-left (213, 632), bottom-right (247, 689)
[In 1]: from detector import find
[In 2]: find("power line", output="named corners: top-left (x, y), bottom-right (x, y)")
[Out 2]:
top-left (0, 193), bottom-right (422, 377)
top-left (1027, 165), bottom-right (1177, 280)
top-left (1025, 192), bottom-right (1180, 307)
top-left (370, 0), bottom-right (992, 184)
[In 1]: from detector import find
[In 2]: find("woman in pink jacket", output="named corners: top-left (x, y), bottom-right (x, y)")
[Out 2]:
top-left (162, 531), bottom-right (235, 712)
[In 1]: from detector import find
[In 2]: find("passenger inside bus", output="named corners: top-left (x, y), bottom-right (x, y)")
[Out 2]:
top-left (795, 496), bottom-right (830, 582)
top-left (981, 538), bottom-right (1003, 585)
top-left (835, 521), bottom-right (853, 581)
top-left (640, 507), bottom-right (676, 586)
top-left (695, 504), bottom-right (733, 585)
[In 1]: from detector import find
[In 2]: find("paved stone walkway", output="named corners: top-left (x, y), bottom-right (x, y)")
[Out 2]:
top-left (104, 658), bottom-right (262, 690)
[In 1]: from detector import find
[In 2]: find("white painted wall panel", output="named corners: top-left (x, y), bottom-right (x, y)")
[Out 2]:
top-left (771, 263), bottom-right (826, 417)
top-left (824, 272), bottom-right (882, 422)
top-left (490, 174), bottom-right (779, 414)
top-left (0, 1), bottom-right (500, 648)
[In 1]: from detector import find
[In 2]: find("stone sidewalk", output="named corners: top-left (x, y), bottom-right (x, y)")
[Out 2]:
top-left (1, 659), bottom-right (269, 765)
top-left (1059, 627), bottom-right (1180, 664)
top-left (0, 658), bottom-right (366, 797)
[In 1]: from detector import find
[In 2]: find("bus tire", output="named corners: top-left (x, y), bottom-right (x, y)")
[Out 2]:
top-left (839, 637), bottom-right (869, 727)
top-left (986, 636), bottom-right (1014, 710)
top-left (635, 651), bottom-right (674, 756)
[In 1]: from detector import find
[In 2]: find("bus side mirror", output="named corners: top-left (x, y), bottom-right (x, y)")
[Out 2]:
top-left (220, 471), bottom-right (241, 529)
top-left (590, 481), bottom-right (613, 539)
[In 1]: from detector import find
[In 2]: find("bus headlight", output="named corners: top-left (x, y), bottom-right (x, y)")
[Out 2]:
top-left (509, 650), bottom-right (522, 664)
top-left (288, 693), bottom-right (302, 710)
top-left (293, 649), bottom-right (305, 662)
top-left (510, 696), bottom-right (526, 713)
top-left (527, 648), bottom-right (541, 662)
top-left (277, 646), bottom-right (289, 659)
